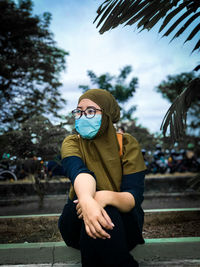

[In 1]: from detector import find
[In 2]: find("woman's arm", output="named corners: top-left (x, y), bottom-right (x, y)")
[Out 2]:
top-left (74, 173), bottom-right (114, 239)
top-left (94, 190), bottom-right (135, 212)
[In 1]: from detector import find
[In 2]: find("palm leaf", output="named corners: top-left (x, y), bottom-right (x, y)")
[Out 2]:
top-left (95, 0), bottom-right (200, 54)
top-left (192, 39), bottom-right (200, 53)
top-left (126, 1), bottom-right (159, 27)
top-left (184, 22), bottom-right (200, 43)
top-left (162, 9), bottom-right (191, 38)
top-left (120, 0), bottom-right (145, 24)
top-left (100, 0), bottom-right (131, 31)
top-left (127, 0), bottom-right (174, 30)
top-left (159, 1), bottom-right (188, 33)
top-left (144, 3), bottom-right (173, 30)
top-left (94, 1), bottom-right (110, 23)
top-left (160, 78), bottom-right (200, 142)
top-left (171, 12), bottom-right (200, 41)
top-left (137, 2), bottom-right (166, 30)
top-left (194, 63), bottom-right (200, 71)
top-left (95, 0), bottom-right (118, 30)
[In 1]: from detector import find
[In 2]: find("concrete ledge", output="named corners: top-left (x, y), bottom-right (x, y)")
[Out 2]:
top-left (1, 191), bottom-right (200, 206)
top-left (1, 207), bottom-right (200, 223)
top-left (144, 207), bottom-right (200, 224)
top-left (0, 237), bottom-right (200, 265)
top-left (0, 175), bottom-right (197, 198)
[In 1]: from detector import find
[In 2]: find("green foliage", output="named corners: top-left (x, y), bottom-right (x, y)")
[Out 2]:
top-left (79, 66), bottom-right (138, 120)
top-left (0, 116), bottom-right (69, 161)
top-left (157, 72), bottom-right (200, 135)
top-left (0, 0), bottom-right (69, 130)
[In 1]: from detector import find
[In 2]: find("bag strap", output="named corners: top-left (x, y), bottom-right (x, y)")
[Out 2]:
top-left (117, 133), bottom-right (123, 157)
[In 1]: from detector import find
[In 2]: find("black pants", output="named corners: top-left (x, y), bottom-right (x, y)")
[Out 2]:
top-left (58, 199), bottom-right (143, 267)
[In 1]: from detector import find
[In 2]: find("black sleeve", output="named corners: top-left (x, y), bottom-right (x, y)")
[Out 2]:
top-left (62, 156), bottom-right (96, 185)
top-left (120, 170), bottom-right (145, 206)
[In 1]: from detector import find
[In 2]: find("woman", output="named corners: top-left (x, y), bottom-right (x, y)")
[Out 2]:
top-left (59, 89), bottom-right (146, 267)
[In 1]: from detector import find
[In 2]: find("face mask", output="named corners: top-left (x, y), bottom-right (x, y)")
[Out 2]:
top-left (75, 114), bottom-right (102, 139)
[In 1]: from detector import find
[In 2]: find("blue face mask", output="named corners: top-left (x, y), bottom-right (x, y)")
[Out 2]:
top-left (75, 114), bottom-right (102, 139)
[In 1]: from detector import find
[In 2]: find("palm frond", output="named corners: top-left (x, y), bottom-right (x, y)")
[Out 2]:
top-left (160, 78), bottom-right (200, 142)
top-left (94, 0), bottom-right (200, 53)
top-left (184, 22), bottom-right (200, 43)
top-left (161, 9), bottom-right (191, 38)
top-left (170, 12), bottom-right (200, 41)
top-left (143, 3), bottom-right (173, 30)
top-left (192, 39), bottom-right (200, 53)
top-left (194, 63), bottom-right (200, 71)
top-left (125, 1), bottom-right (162, 27)
top-left (159, 1), bottom-right (188, 33)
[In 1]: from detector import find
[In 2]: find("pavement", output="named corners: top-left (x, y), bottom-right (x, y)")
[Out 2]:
top-left (1, 260), bottom-right (200, 266)
top-left (1, 238), bottom-right (200, 266)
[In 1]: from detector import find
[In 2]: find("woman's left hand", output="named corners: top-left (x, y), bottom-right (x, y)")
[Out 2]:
top-left (74, 191), bottom-right (109, 219)
top-left (74, 199), bottom-right (83, 219)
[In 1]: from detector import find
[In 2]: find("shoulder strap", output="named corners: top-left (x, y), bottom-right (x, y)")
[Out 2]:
top-left (117, 133), bottom-right (123, 157)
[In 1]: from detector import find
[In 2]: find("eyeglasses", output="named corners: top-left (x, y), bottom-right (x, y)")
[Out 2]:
top-left (72, 107), bottom-right (102, 119)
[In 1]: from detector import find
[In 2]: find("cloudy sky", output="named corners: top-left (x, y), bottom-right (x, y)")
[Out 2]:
top-left (33, 0), bottom-right (199, 134)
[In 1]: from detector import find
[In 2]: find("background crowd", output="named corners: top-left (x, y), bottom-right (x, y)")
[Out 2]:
top-left (1, 142), bottom-right (199, 182)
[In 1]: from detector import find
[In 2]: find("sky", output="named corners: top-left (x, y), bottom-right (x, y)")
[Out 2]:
top-left (33, 0), bottom-right (199, 134)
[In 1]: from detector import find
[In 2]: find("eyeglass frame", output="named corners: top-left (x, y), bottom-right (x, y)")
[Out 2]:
top-left (71, 106), bottom-right (102, 119)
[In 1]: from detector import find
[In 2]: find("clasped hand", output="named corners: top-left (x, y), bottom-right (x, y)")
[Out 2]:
top-left (74, 194), bottom-right (114, 239)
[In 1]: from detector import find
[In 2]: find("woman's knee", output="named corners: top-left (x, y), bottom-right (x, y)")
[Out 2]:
top-left (104, 205), bottom-right (123, 225)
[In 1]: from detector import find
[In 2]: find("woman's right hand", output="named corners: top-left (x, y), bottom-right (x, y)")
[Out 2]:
top-left (75, 196), bottom-right (114, 239)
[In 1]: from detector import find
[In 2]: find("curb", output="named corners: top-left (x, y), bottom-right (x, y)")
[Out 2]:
top-left (0, 238), bottom-right (200, 265)
top-left (1, 207), bottom-right (200, 223)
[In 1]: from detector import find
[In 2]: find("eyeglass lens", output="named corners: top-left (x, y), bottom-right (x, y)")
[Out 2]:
top-left (72, 107), bottom-right (97, 119)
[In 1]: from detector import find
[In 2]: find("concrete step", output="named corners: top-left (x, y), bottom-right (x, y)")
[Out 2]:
top-left (1, 207), bottom-right (200, 222)
top-left (0, 238), bottom-right (200, 265)
top-left (0, 209), bottom-right (200, 265)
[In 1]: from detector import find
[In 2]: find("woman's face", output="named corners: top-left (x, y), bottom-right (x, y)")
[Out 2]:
top-left (77, 98), bottom-right (101, 114)
top-left (75, 98), bottom-right (102, 139)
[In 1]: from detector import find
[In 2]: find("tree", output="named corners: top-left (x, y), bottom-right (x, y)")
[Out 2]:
top-left (93, 0), bottom-right (200, 142)
top-left (0, 115), bottom-right (69, 161)
top-left (156, 72), bottom-right (200, 136)
top-left (0, 0), bottom-right (69, 131)
top-left (0, 115), bottom-right (69, 208)
top-left (79, 66), bottom-right (138, 120)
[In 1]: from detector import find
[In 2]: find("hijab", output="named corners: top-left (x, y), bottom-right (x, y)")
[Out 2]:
top-left (77, 89), bottom-right (122, 192)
